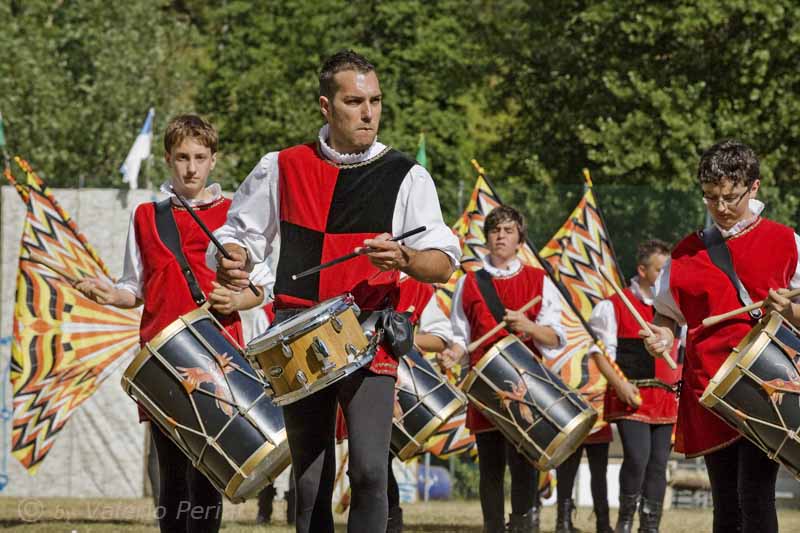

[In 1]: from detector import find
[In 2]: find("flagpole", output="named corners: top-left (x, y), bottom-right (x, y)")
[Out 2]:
top-left (582, 168), bottom-right (626, 286)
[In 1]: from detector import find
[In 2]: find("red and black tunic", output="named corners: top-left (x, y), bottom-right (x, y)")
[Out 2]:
top-left (459, 265), bottom-right (545, 433)
top-left (272, 142), bottom-right (417, 378)
top-left (669, 218), bottom-right (797, 456)
top-left (603, 288), bottom-right (680, 425)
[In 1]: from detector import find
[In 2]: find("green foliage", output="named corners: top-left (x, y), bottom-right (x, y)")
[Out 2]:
top-left (3, 0), bottom-right (800, 265)
top-left (1, 0), bottom-right (200, 187)
top-left (449, 454), bottom-right (480, 500)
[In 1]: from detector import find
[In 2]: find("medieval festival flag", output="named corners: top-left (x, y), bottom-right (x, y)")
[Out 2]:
top-left (432, 161), bottom-right (614, 437)
top-left (4, 158), bottom-right (141, 473)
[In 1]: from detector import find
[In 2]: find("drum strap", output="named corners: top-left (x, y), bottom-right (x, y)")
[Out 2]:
top-left (154, 199), bottom-right (207, 305)
top-left (700, 225), bottom-right (762, 320)
top-left (475, 269), bottom-right (506, 324)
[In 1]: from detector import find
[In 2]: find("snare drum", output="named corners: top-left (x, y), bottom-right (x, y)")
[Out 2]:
top-left (461, 336), bottom-right (597, 470)
top-left (391, 349), bottom-right (467, 461)
top-left (122, 307), bottom-right (291, 503)
top-left (701, 312), bottom-right (800, 477)
top-left (245, 295), bottom-right (373, 405)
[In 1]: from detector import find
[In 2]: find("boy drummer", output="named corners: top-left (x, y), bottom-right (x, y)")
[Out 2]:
top-left (642, 139), bottom-right (800, 533)
top-left (438, 205), bottom-right (565, 533)
top-left (77, 115), bottom-right (269, 533)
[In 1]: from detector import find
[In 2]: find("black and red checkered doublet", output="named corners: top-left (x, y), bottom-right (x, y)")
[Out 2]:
top-left (273, 142), bottom-right (416, 312)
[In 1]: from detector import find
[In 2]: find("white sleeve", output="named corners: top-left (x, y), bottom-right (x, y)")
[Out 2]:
top-left (586, 300), bottom-right (618, 360)
top-left (239, 308), bottom-right (270, 344)
top-left (113, 206), bottom-right (144, 300)
top-left (653, 258), bottom-right (686, 325)
top-left (789, 233), bottom-right (800, 299)
top-left (392, 165), bottom-right (461, 266)
top-left (206, 152), bottom-right (280, 269)
top-left (449, 276), bottom-right (470, 352)
top-left (533, 276), bottom-right (567, 360)
top-left (248, 259), bottom-right (275, 299)
top-left (418, 295), bottom-right (454, 345)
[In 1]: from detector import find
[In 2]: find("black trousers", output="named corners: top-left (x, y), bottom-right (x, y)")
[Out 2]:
top-left (476, 431), bottom-right (539, 526)
top-left (151, 424), bottom-right (222, 533)
top-left (616, 420), bottom-right (673, 502)
top-left (556, 442), bottom-right (609, 508)
top-left (283, 368), bottom-right (395, 533)
top-left (704, 439), bottom-right (780, 533)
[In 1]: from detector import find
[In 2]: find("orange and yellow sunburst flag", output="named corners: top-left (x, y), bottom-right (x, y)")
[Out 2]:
top-left (4, 157), bottom-right (141, 473)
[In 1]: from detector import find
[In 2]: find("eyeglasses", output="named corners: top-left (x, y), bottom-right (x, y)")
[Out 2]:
top-left (702, 186), bottom-right (752, 209)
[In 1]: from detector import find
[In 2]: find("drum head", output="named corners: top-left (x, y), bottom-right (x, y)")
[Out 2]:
top-left (246, 295), bottom-right (357, 354)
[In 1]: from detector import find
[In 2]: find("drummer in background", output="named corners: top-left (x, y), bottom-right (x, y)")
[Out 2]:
top-left (76, 114), bottom-right (270, 533)
top-left (388, 274), bottom-right (454, 533)
top-left (586, 239), bottom-right (679, 533)
top-left (438, 205), bottom-right (566, 533)
top-left (642, 139), bottom-right (800, 533)
top-left (207, 49), bottom-right (460, 533)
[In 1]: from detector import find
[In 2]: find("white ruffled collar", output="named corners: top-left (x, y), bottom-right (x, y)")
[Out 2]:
top-left (160, 182), bottom-right (222, 207)
top-left (629, 275), bottom-right (654, 305)
top-left (482, 256), bottom-right (522, 277)
top-left (317, 124), bottom-right (387, 165)
top-left (716, 198), bottom-right (765, 238)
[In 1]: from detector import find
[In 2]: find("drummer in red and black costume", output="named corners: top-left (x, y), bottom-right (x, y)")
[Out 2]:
top-left (587, 239), bottom-right (680, 533)
top-left (642, 139), bottom-right (800, 533)
top-left (76, 115), bottom-right (271, 533)
top-left (438, 205), bottom-right (566, 533)
top-left (207, 50), bottom-right (460, 533)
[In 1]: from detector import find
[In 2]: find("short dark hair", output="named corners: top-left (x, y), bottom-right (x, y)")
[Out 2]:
top-left (164, 114), bottom-right (218, 154)
top-left (697, 139), bottom-right (759, 188)
top-left (485, 205), bottom-right (527, 244)
top-left (319, 50), bottom-right (376, 99)
top-left (636, 239), bottom-right (670, 266)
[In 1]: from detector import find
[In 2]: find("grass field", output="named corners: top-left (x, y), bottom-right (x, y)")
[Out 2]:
top-left (1, 497), bottom-right (799, 532)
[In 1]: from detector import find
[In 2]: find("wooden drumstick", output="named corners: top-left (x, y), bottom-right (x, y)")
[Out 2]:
top-left (466, 296), bottom-right (542, 353)
top-left (599, 267), bottom-right (678, 370)
top-left (702, 288), bottom-right (800, 327)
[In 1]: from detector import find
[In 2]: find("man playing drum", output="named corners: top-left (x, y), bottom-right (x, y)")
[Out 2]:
top-left (77, 115), bottom-right (270, 533)
top-left (587, 239), bottom-right (679, 533)
top-left (438, 205), bottom-right (566, 533)
top-left (642, 139), bottom-right (800, 533)
top-left (208, 50), bottom-right (460, 533)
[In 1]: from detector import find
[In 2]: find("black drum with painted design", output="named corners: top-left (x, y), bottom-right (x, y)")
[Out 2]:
top-left (462, 335), bottom-right (597, 470)
top-left (701, 311), bottom-right (800, 478)
top-left (391, 348), bottom-right (467, 461)
top-left (122, 307), bottom-right (291, 502)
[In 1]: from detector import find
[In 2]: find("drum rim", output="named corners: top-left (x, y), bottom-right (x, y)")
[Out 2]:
top-left (271, 351), bottom-right (375, 406)
top-left (225, 435), bottom-right (291, 502)
top-left (538, 407), bottom-right (598, 470)
top-left (393, 396), bottom-right (467, 461)
top-left (123, 306), bottom-right (214, 385)
top-left (460, 335), bottom-right (521, 393)
top-left (700, 311), bottom-right (784, 408)
top-left (245, 294), bottom-right (356, 354)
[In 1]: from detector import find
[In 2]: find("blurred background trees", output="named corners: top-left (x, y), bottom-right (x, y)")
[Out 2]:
top-left (3, 0), bottom-right (800, 273)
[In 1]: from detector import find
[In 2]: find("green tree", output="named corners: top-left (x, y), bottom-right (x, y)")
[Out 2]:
top-left (1, 0), bottom-right (201, 187)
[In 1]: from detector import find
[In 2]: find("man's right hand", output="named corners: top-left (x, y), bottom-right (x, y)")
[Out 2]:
top-left (437, 344), bottom-right (466, 370)
top-left (216, 243), bottom-right (251, 291)
top-left (639, 323), bottom-right (675, 359)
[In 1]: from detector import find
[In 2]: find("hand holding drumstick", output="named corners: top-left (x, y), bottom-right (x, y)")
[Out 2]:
top-left (599, 267), bottom-right (678, 370)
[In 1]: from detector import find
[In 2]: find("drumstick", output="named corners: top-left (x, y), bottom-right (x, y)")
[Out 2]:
top-left (291, 226), bottom-right (427, 280)
top-left (599, 267), bottom-right (678, 370)
top-left (702, 288), bottom-right (800, 327)
top-left (169, 186), bottom-right (260, 298)
top-left (466, 296), bottom-right (542, 353)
